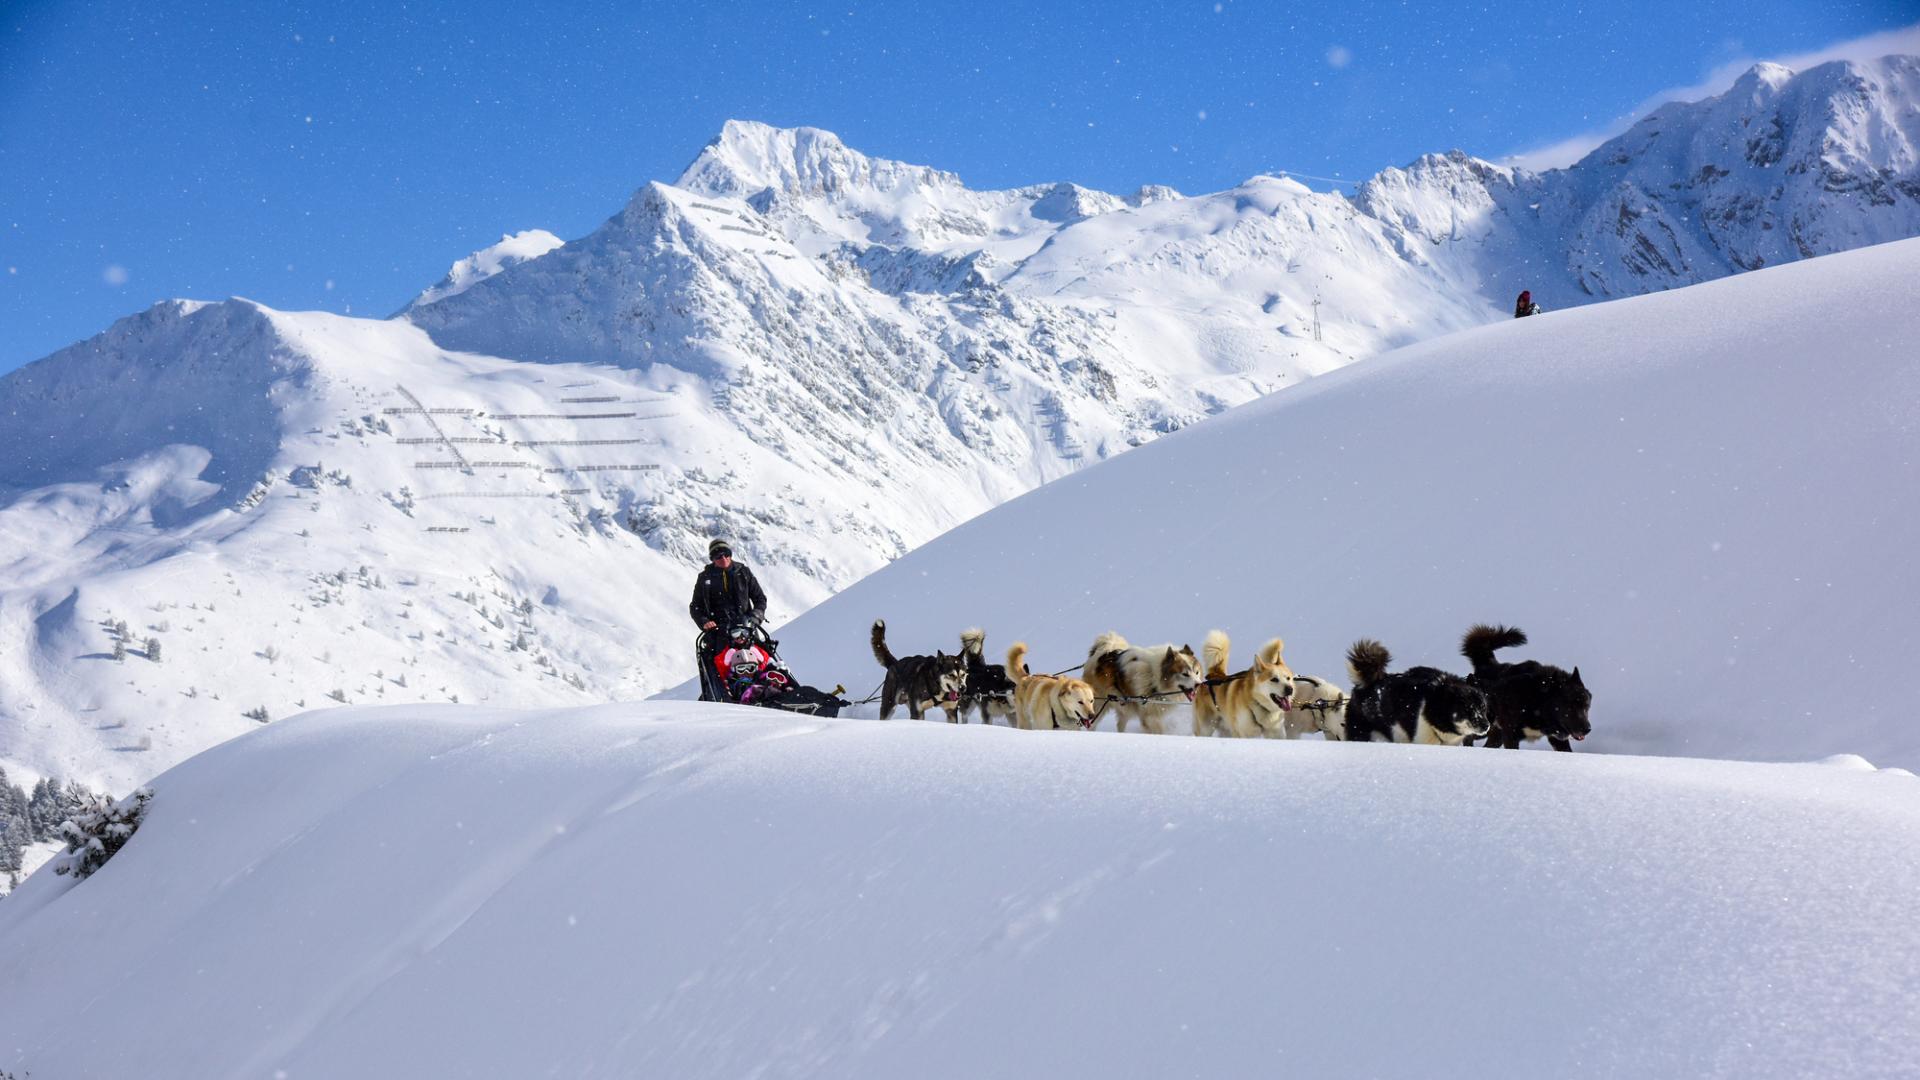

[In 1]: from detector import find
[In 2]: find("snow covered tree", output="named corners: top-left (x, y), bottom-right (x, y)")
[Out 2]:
top-left (0, 767), bottom-right (28, 874)
top-left (27, 778), bottom-right (61, 841)
top-left (111, 636), bottom-right (127, 662)
top-left (145, 636), bottom-right (162, 663)
top-left (53, 787), bottom-right (153, 880)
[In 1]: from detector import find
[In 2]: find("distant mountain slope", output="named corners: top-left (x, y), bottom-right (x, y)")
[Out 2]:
top-left (766, 238), bottom-right (1920, 769)
top-left (1358, 55), bottom-right (1920, 303)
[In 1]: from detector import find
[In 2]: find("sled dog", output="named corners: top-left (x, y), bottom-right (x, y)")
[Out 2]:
top-left (871, 619), bottom-right (967, 722)
top-left (1279, 674), bottom-right (1348, 739)
top-left (958, 628), bottom-right (1018, 725)
top-left (1084, 631), bottom-right (1202, 735)
top-left (1340, 640), bottom-right (1489, 745)
top-left (1460, 625), bottom-right (1592, 751)
top-left (1006, 642), bottom-right (1100, 731)
top-left (1191, 631), bottom-right (1297, 738)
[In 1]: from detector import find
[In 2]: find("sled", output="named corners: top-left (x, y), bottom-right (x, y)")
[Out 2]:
top-left (695, 624), bottom-right (851, 718)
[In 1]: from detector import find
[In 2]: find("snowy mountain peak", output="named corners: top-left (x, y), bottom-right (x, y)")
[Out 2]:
top-left (1346, 54), bottom-right (1920, 302)
top-left (1016, 181), bottom-right (1125, 223)
top-left (674, 120), bottom-right (1137, 259)
top-left (1731, 60), bottom-right (1797, 97)
top-left (1126, 183), bottom-right (1183, 207)
top-left (0, 296), bottom-right (301, 504)
top-left (678, 119), bottom-right (961, 202)
top-left (405, 229), bottom-right (564, 310)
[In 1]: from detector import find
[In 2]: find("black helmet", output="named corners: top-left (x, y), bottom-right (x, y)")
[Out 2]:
top-left (708, 538), bottom-right (734, 560)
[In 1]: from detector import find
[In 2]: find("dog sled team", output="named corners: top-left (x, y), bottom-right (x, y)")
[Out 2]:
top-left (694, 538), bottom-right (1593, 748)
top-left (870, 620), bottom-right (1593, 750)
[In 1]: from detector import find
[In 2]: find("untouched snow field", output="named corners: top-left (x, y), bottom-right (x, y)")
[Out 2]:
top-left (2, 702), bottom-right (1916, 1079)
top-left (762, 238), bottom-right (1920, 769)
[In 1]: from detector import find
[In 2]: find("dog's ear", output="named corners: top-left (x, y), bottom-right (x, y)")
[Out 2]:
top-left (1571, 666), bottom-right (1584, 686)
top-left (1181, 644), bottom-right (1195, 657)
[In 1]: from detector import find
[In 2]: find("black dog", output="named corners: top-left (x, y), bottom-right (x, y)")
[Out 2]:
top-left (957, 628), bottom-right (1017, 725)
top-left (871, 620), bottom-right (968, 722)
top-left (1461, 625), bottom-right (1592, 751)
top-left (1340, 639), bottom-right (1490, 745)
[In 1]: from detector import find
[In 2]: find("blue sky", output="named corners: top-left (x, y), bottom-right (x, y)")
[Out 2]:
top-left (1, 0), bottom-right (1914, 375)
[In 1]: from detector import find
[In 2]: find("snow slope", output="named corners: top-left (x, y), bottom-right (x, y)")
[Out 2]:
top-left (763, 238), bottom-right (1920, 769)
top-left (2, 703), bottom-right (1915, 1078)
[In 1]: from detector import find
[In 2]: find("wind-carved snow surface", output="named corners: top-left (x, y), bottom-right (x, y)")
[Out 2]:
top-left (2, 59), bottom-right (1918, 793)
top-left (765, 238), bottom-right (1920, 770)
top-left (0, 703), bottom-right (1915, 1077)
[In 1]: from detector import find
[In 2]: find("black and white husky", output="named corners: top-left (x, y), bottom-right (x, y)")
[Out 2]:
top-left (958, 628), bottom-right (1017, 725)
top-left (1338, 639), bottom-right (1490, 745)
top-left (871, 620), bottom-right (967, 722)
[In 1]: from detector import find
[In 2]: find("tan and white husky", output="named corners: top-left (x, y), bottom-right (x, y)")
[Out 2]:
top-left (1007, 642), bottom-right (1101, 731)
top-left (1191, 630), bottom-right (1296, 738)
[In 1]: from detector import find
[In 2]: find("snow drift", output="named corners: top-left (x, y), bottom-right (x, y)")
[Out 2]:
top-left (764, 238), bottom-right (1920, 769)
top-left (1, 703), bottom-right (1915, 1078)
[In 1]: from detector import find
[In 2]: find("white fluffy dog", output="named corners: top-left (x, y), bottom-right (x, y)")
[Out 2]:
top-left (1275, 674), bottom-right (1347, 738)
top-left (1084, 631), bottom-right (1202, 735)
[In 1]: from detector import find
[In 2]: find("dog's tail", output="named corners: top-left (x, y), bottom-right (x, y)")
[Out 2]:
top-left (1460, 624), bottom-right (1527, 678)
top-left (1006, 642), bottom-right (1031, 679)
top-left (1086, 631), bottom-right (1128, 690)
top-left (960, 627), bottom-right (986, 660)
top-left (871, 619), bottom-right (898, 669)
top-left (1202, 629), bottom-right (1231, 679)
top-left (1346, 639), bottom-right (1392, 688)
top-left (1087, 630), bottom-right (1129, 663)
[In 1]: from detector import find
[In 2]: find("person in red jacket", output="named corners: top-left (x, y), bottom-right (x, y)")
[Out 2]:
top-left (1515, 290), bottom-right (1542, 318)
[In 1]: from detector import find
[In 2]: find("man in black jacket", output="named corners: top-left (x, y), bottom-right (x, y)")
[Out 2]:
top-left (690, 538), bottom-right (767, 642)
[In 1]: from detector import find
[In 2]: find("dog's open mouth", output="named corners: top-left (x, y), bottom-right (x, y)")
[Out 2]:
top-left (1277, 698), bottom-right (1292, 711)
top-left (1573, 732), bottom-right (1587, 741)
top-left (1183, 688), bottom-right (1196, 701)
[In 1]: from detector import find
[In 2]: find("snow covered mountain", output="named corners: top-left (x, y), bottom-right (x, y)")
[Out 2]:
top-left (764, 237), bottom-right (1920, 770)
top-left (1359, 54), bottom-right (1920, 305)
top-left (2, 56), bottom-right (1917, 797)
